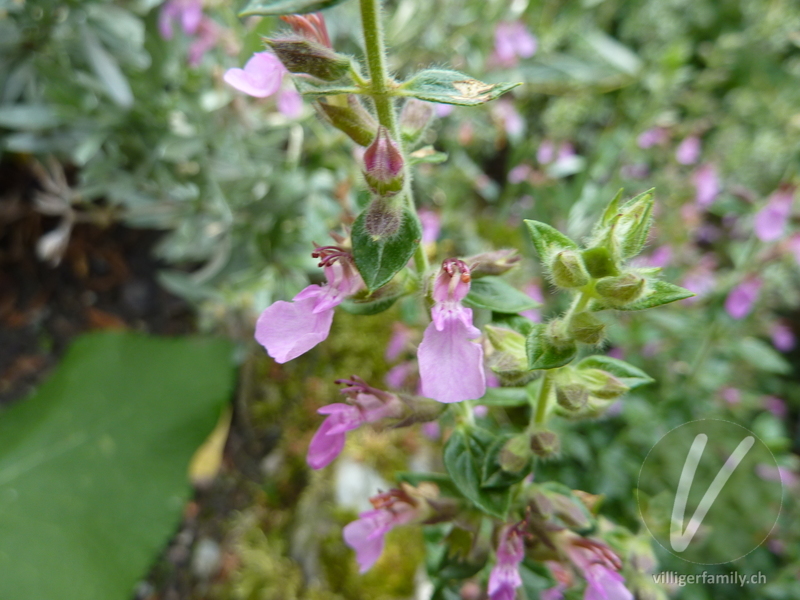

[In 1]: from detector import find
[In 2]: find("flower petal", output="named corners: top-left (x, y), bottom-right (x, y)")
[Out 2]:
top-left (418, 316), bottom-right (486, 403)
top-left (307, 416), bottom-right (347, 469)
top-left (254, 294), bottom-right (334, 363)
top-left (343, 510), bottom-right (392, 573)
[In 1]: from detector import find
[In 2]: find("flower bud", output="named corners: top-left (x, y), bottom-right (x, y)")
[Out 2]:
top-left (399, 98), bottom-right (434, 146)
top-left (550, 250), bottom-right (589, 288)
top-left (364, 196), bottom-right (403, 238)
top-left (581, 247), bottom-right (618, 279)
top-left (546, 319), bottom-right (571, 348)
top-left (595, 273), bottom-right (645, 306)
top-left (530, 429), bottom-right (560, 458)
top-left (500, 434), bottom-right (532, 473)
top-left (317, 96), bottom-right (377, 147)
top-left (266, 37), bottom-right (351, 81)
top-left (549, 493), bottom-right (593, 531)
top-left (363, 126), bottom-right (405, 196)
top-left (556, 384), bottom-right (588, 411)
top-left (567, 312), bottom-right (605, 345)
top-left (466, 249), bottom-right (521, 277)
top-left (578, 368), bottom-right (629, 399)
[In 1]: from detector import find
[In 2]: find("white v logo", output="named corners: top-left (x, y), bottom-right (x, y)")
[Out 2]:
top-left (670, 433), bottom-right (755, 552)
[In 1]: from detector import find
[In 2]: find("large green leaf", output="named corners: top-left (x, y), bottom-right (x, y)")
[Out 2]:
top-left (443, 427), bottom-right (511, 519)
top-left (351, 205), bottom-right (422, 292)
top-left (239, 0), bottom-right (349, 17)
top-left (0, 332), bottom-right (235, 600)
top-left (399, 69), bottom-right (520, 106)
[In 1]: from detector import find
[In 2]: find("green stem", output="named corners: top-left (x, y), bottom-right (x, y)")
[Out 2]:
top-left (453, 401), bottom-right (475, 426)
top-left (359, 0), bottom-right (429, 276)
top-left (563, 290), bottom-right (590, 329)
top-left (534, 371), bottom-right (554, 426)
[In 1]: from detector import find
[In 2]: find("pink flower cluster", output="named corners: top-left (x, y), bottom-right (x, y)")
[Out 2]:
top-left (224, 52), bottom-right (303, 118)
top-left (493, 21), bottom-right (537, 67)
top-left (158, 0), bottom-right (219, 66)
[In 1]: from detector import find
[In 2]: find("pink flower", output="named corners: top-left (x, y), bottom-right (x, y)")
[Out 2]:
top-left (343, 489), bottom-right (419, 573)
top-left (681, 255), bottom-right (717, 302)
top-left (542, 562), bottom-right (570, 600)
top-left (724, 277), bottom-right (762, 319)
top-left (564, 536), bottom-right (633, 600)
top-left (307, 377), bottom-right (402, 469)
top-left (537, 140), bottom-right (555, 164)
top-left (255, 245), bottom-right (362, 363)
top-left (508, 164), bottom-right (532, 184)
top-left (763, 395), bottom-right (787, 419)
top-left (771, 323), bottom-right (796, 352)
top-left (493, 21), bottom-right (537, 67)
top-left (488, 526), bottom-right (525, 600)
top-left (676, 136), bottom-right (701, 165)
top-left (385, 361), bottom-right (416, 389)
top-left (637, 127), bottom-right (668, 149)
top-left (434, 102), bottom-right (455, 118)
top-left (493, 100), bottom-right (525, 136)
top-left (224, 52), bottom-right (303, 118)
top-left (520, 283), bottom-right (543, 322)
top-left (159, 0), bottom-right (202, 40)
top-left (418, 259), bottom-right (486, 403)
top-left (693, 164), bottom-right (720, 208)
top-left (756, 464), bottom-right (798, 487)
top-left (419, 209), bottom-right (442, 245)
top-left (754, 187), bottom-right (794, 242)
top-left (187, 17), bottom-right (219, 66)
top-left (720, 387), bottom-right (741, 405)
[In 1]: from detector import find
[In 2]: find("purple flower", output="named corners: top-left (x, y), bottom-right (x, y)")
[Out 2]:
top-left (756, 464), bottom-right (798, 488)
top-left (565, 536), bottom-right (633, 600)
top-left (754, 187), bottom-right (794, 242)
top-left (418, 259), bottom-right (486, 403)
top-left (771, 322), bottom-right (796, 352)
top-left (224, 52), bottom-right (303, 118)
top-left (520, 283), bottom-right (543, 322)
top-left (433, 102), bottom-right (455, 118)
top-left (343, 489), bottom-right (419, 572)
top-left (724, 277), bottom-right (762, 319)
top-left (159, 0), bottom-right (202, 40)
top-left (493, 100), bottom-right (525, 136)
top-left (637, 127), bottom-right (668, 149)
top-left (763, 396), bottom-right (787, 419)
top-left (720, 387), bottom-right (741, 405)
top-left (307, 377), bottom-right (402, 469)
top-left (493, 21), bottom-right (537, 67)
top-left (537, 140), bottom-right (555, 164)
top-left (255, 245), bottom-right (362, 363)
top-left (508, 164), bottom-right (532, 184)
top-left (681, 256), bottom-right (717, 302)
top-left (488, 526), bottom-right (525, 600)
top-left (693, 164), bottom-right (720, 208)
top-left (676, 136), bottom-right (701, 165)
top-left (187, 17), bottom-right (219, 67)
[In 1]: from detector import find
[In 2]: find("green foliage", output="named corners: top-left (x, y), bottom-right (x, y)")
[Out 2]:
top-left (399, 69), bottom-right (520, 106)
top-left (463, 276), bottom-right (541, 313)
top-left (239, 0), bottom-right (352, 17)
top-left (0, 332), bottom-right (234, 600)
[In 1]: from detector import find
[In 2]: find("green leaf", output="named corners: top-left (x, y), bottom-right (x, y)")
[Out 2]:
top-left (574, 355), bottom-right (654, 389)
top-left (523, 220), bottom-right (578, 261)
top-left (735, 337), bottom-right (791, 374)
top-left (239, 0), bottom-right (349, 17)
top-left (443, 427), bottom-right (511, 519)
top-left (481, 434), bottom-right (531, 489)
top-left (479, 386), bottom-right (530, 407)
top-left (82, 27), bottom-right (133, 109)
top-left (526, 324), bottom-right (577, 370)
top-left (0, 332), bottom-right (235, 600)
top-left (0, 104), bottom-right (62, 130)
top-left (617, 188), bottom-right (655, 259)
top-left (591, 280), bottom-right (694, 311)
top-left (351, 206), bottom-right (421, 292)
top-left (464, 276), bottom-right (541, 314)
top-left (409, 146), bottom-right (448, 165)
top-left (339, 284), bottom-right (405, 315)
top-left (399, 69), bottom-right (520, 106)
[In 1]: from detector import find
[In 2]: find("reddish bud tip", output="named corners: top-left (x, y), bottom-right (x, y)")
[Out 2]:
top-left (363, 126), bottom-right (405, 196)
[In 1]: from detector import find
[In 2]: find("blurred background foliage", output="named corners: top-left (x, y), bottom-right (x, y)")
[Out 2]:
top-left (1, 0), bottom-right (799, 598)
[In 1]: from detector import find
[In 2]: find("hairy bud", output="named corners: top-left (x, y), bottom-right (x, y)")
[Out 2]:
top-left (266, 37), bottom-right (351, 81)
top-left (595, 273), bottom-right (645, 306)
top-left (363, 126), bottom-right (405, 196)
top-left (567, 312), bottom-right (605, 345)
top-left (550, 250), bottom-right (589, 288)
top-left (465, 249), bottom-right (521, 277)
top-left (500, 434), bottom-right (533, 473)
top-left (364, 196), bottom-right (403, 238)
top-left (581, 246), bottom-right (618, 279)
top-left (556, 384), bottom-right (588, 411)
top-left (578, 368), bottom-right (629, 399)
top-left (530, 430), bottom-right (560, 458)
top-left (317, 96), bottom-right (377, 147)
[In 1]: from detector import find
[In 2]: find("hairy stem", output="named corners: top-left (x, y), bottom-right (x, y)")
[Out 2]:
top-left (534, 371), bottom-right (554, 426)
top-left (359, 0), bottom-right (429, 275)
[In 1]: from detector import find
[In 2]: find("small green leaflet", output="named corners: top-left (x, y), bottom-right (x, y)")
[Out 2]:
top-left (574, 355), bottom-right (654, 389)
top-left (524, 220), bottom-right (578, 260)
top-left (399, 69), bottom-right (520, 106)
top-left (464, 276), bottom-right (541, 314)
top-left (239, 0), bottom-right (349, 17)
top-left (351, 206), bottom-right (422, 292)
top-left (590, 280), bottom-right (694, 311)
